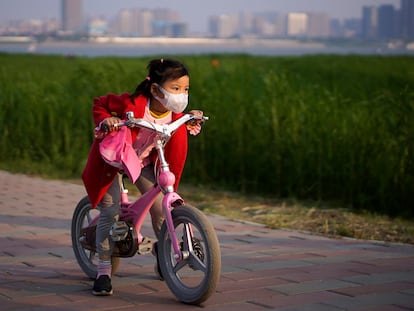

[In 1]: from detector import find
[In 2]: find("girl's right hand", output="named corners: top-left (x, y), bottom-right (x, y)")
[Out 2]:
top-left (94, 117), bottom-right (122, 139)
top-left (102, 117), bottom-right (122, 132)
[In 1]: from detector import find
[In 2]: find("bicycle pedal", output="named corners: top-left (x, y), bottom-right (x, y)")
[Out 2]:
top-left (110, 221), bottom-right (129, 242)
top-left (137, 237), bottom-right (153, 255)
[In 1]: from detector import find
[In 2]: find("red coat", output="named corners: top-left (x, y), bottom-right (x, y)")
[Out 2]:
top-left (82, 93), bottom-right (188, 208)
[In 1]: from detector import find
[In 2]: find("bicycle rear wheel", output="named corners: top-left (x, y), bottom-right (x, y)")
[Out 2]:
top-left (158, 205), bottom-right (221, 305)
top-left (71, 196), bottom-right (120, 279)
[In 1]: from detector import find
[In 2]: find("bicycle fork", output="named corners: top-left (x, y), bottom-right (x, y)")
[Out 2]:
top-left (162, 192), bottom-right (185, 261)
top-left (155, 138), bottom-right (187, 262)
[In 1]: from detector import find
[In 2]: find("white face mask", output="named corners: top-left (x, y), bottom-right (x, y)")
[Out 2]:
top-left (155, 86), bottom-right (188, 113)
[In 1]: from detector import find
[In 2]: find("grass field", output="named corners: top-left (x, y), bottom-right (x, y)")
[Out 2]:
top-left (0, 53), bottom-right (413, 218)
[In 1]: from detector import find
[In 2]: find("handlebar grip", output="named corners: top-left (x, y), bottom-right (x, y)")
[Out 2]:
top-left (186, 115), bottom-right (208, 126)
top-left (99, 122), bottom-right (124, 133)
top-left (114, 122), bottom-right (125, 128)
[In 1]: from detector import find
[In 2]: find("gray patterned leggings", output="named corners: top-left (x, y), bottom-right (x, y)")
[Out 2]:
top-left (96, 165), bottom-right (164, 260)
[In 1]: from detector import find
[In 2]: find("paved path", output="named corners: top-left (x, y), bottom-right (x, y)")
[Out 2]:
top-left (0, 170), bottom-right (413, 311)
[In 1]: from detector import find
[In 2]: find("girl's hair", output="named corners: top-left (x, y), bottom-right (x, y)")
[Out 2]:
top-left (130, 58), bottom-right (189, 100)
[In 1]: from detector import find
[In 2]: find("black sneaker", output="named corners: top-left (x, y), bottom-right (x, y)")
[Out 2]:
top-left (92, 275), bottom-right (113, 296)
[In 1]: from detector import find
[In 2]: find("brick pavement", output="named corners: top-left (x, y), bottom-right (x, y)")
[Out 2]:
top-left (0, 170), bottom-right (413, 310)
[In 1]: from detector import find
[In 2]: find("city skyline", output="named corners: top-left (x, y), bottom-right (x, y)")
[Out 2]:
top-left (0, 0), bottom-right (401, 33)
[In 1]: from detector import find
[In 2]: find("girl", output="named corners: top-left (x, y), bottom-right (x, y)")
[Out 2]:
top-left (82, 58), bottom-right (203, 296)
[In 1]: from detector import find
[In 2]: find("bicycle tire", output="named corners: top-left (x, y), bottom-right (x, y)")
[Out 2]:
top-left (158, 205), bottom-right (221, 305)
top-left (71, 196), bottom-right (120, 279)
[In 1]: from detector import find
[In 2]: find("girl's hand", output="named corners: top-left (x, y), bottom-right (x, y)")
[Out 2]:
top-left (94, 116), bottom-right (121, 138)
top-left (189, 110), bottom-right (203, 118)
top-left (187, 123), bottom-right (201, 136)
top-left (102, 117), bottom-right (122, 132)
top-left (187, 110), bottom-right (203, 136)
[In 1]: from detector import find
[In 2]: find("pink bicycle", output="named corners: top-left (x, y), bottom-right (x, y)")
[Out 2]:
top-left (71, 112), bottom-right (221, 304)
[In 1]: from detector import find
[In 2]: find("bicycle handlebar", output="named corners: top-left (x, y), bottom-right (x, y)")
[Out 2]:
top-left (108, 112), bottom-right (208, 139)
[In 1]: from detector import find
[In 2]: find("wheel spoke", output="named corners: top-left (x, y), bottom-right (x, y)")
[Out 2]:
top-left (88, 251), bottom-right (96, 261)
top-left (86, 211), bottom-right (93, 223)
top-left (174, 223), bottom-right (207, 272)
top-left (187, 251), bottom-right (207, 272)
top-left (172, 259), bottom-right (187, 273)
top-left (182, 223), bottom-right (193, 252)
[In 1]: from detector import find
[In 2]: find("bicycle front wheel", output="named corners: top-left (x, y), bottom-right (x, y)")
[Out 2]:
top-left (158, 205), bottom-right (221, 305)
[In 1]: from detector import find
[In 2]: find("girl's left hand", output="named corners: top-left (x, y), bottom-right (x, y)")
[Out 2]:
top-left (187, 110), bottom-right (203, 136)
top-left (189, 110), bottom-right (203, 117)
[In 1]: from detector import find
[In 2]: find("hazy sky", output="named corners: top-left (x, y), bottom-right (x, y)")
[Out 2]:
top-left (0, 0), bottom-right (401, 33)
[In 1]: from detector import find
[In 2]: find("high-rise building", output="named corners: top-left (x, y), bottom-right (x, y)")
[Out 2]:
top-left (88, 18), bottom-right (108, 36)
top-left (238, 12), bottom-right (255, 35)
top-left (362, 6), bottom-right (378, 39)
top-left (286, 13), bottom-right (308, 37)
top-left (113, 9), bottom-right (153, 37)
top-left (137, 10), bottom-right (153, 37)
top-left (61, 0), bottom-right (83, 33)
top-left (110, 8), bottom-right (184, 37)
top-left (111, 9), bottom-right (135, 36)
top-left (171, 23), bottom-right (188, 37)
top-left (378, 5), bottom-right (396, 39)
top-left (307, 13), bottom-right (330, 38)
top-left (343, 18), bottom-right (362, 38)
top-left (252, 12), bottom-right (284, 38)
top-left (400, 0), bottom-right (414, 40)
top-left (209, 14), bottom-right (239, 38)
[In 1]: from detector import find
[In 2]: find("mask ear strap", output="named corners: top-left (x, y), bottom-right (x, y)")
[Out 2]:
top-left (152, 85), bottom-right (168, 104)
top-left (157, 85), bottom-right (168, 96)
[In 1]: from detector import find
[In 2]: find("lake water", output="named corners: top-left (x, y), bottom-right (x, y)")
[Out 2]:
top-left (0, 38), bottom-right (412, 57)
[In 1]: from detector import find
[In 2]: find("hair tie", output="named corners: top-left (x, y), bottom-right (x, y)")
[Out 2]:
top-left (146, 76), bottom-right (150, 81)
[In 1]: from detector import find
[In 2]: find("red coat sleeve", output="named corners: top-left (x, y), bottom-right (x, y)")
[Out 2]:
top-left (82, 93), bottom-right (135, 208)
top-left (92, 93), bottom-right (132, 126)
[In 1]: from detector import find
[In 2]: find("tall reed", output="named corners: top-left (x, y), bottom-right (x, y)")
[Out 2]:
top-left (0, 53), bottom-right (412, 217)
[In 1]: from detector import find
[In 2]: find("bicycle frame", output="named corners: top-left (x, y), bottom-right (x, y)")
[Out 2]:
top-left (111, 112), bottom-right (207, 262)
top-left (118, 140), bottom-right (184, 262)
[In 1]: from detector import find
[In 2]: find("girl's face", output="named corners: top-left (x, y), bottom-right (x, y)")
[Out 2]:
top-left (150, 75), bottom-right (190, 113)
top-left (157, 75), bottom-right (190, 96)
